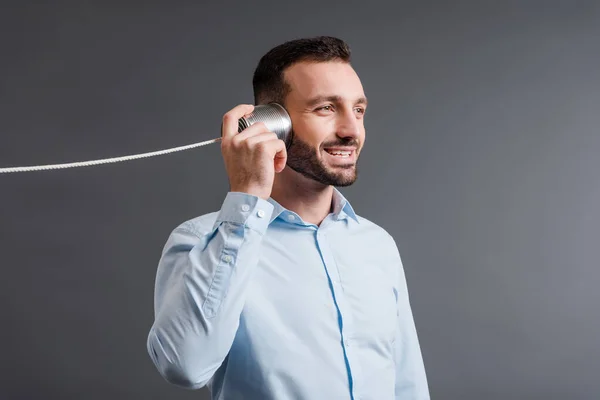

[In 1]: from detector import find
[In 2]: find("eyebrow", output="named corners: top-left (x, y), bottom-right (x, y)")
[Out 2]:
top-left (306, 95), bottom-right (368, 107)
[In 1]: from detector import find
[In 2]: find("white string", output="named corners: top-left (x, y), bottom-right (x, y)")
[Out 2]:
top-left (0, 137), bottom-right (222, 173)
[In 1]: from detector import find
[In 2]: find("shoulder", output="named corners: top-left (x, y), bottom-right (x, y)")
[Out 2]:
top-left (354, 213), bottom-right (403, 261)
top-left (354, 214), bottom-right (405, 284)
top-left (355, 214), bottom-right (397, 246)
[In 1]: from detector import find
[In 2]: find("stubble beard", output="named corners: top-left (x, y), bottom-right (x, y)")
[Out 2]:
top-left (285, 133), bottom-right (360, 187)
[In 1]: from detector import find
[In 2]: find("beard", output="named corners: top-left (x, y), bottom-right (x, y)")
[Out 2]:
top-left (285, 133), bottom-right (360, 187)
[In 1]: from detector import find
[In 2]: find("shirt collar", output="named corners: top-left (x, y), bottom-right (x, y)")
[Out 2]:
top-left (266, 187), bottom-right (359, 224)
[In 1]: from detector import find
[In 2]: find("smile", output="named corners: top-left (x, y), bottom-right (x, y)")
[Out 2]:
top-left (323, 148), bottom-right (357, 163)
top-left (325, 150), bottom-right (352, 157)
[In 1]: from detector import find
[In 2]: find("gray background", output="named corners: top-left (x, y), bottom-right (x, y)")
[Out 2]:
top-left (1, 1), bottom-right (598, 399)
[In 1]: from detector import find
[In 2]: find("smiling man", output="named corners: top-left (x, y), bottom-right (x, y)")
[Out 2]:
top-left (147, 36), bottom-right (430, 400)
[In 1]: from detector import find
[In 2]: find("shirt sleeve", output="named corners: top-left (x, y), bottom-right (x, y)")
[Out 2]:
top-left (389, 235), bottom-right (431, 399)
top-left (146, 192), bottom-right (274, 389)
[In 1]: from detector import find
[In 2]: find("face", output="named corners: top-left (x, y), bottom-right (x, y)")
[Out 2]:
top-left (282, 61), bottom-right (367, 187)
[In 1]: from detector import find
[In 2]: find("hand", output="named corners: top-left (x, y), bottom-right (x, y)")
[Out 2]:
top-left (221, 104), bottom-right (288, 200)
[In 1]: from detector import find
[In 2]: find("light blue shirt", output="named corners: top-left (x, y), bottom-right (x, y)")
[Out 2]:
top-left (147, 189), bottom-right (429, 399)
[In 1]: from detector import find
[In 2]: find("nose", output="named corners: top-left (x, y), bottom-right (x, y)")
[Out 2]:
top-left (336, 108), bottom-right (362, 140)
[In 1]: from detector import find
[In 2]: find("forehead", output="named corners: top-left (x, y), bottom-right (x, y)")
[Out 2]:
top-left (283, 61), bottom-right (365, 103)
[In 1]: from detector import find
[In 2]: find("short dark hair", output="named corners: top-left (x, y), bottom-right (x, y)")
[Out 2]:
top-left (252, 36), bottom-right (352, 105)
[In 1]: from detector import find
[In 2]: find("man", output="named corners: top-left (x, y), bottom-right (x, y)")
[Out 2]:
top-left (147, 36), bottom-right (430, 399)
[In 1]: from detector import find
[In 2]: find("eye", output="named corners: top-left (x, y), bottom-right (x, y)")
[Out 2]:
top-left (354, 107), bottom-right (366, 117)
top-left (316, 105), bottom-right (334, 112)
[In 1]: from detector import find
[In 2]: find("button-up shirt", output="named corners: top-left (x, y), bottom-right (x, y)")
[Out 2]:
top-left (147, 189), bottom-right (430, 399)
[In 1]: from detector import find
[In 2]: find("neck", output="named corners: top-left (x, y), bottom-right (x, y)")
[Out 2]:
top-left (271, 167), bottom-right (334, 226)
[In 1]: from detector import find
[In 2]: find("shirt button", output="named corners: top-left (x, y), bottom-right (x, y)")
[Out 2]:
top-left (223, 255), bottom-right (233, 263)
top-left (241, 204), bottom-right (250, 212)
top-left (257, 209), bottom-right (265, 218)
top-left (287, 214), bottom-right (296, 221)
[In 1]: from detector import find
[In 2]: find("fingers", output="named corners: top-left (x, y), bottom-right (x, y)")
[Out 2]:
top-left (238, 131), bottom-right (285, 157)
top-left (273, 142), bottom-right (288, 173)
top-left (258, 137), bottom-right (287, 172)
top-left (233, 122), bottom-right (271, 144)
top-left (243, 130), bottom-right (279, 147)
top-left (221, 104), bottom-right (255, 140)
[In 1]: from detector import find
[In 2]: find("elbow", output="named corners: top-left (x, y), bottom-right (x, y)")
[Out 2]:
top-left (156, 362), bottom-right (210, 390)
top-left (147, 330), bottom-right (211, 390)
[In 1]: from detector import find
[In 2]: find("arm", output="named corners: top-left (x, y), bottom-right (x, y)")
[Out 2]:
top-left (146, 192), bottom-right (273, 389)
top-left (389, 236), bottom-right (431, 399)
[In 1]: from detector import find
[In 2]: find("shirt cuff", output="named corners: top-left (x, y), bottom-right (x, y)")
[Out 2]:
top-left (213, 192), bottom-right (274, 234)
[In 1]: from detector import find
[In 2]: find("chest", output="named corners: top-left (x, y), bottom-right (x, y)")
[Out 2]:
top-left (241, 226), bottom-right (398, 349)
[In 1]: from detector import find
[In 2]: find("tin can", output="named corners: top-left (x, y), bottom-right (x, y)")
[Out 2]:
top-left (238, 103), bottom-right (293, 147)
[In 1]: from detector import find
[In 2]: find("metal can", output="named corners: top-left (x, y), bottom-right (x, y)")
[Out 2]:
top-left (238, 103), bottom-right (293, 147)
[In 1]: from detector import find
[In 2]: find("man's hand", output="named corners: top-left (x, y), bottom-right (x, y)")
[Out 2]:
top-left (221, 104), bottom-right (288, 200)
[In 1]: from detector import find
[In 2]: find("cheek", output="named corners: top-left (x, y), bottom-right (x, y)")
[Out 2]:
top-left (294, 119), bottom-right (331, 148)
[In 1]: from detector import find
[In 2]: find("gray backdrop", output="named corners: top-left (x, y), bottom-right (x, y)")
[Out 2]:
top-left (1, 1), bottom-right (599, 399)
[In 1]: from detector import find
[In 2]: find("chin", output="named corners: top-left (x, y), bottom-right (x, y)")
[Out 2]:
top-left (334, 179), bottom-right (357, 187)
top-left (325, 169), bottom-right (358, 187)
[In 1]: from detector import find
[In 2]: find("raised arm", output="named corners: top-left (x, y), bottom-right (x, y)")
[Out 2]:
top-left (147, 192), bottom-right (274, 388)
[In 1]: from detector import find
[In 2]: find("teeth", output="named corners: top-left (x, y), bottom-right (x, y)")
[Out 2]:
top-left (326, 150), bottom-right (352, 157)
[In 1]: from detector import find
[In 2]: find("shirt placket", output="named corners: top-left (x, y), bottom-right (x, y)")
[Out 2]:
top-left (315, 226), bottom-right (362, 400)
